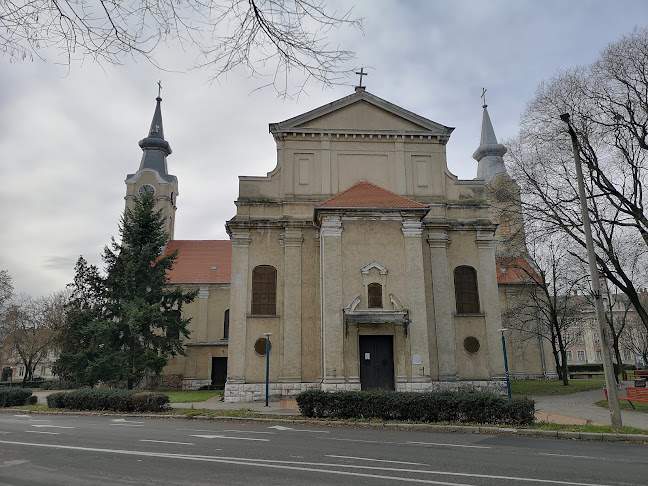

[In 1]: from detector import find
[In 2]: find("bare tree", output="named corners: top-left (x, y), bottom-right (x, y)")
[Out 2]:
top-left (621, 316), bottom-right (648, 367)
top-left (0, 0), bottom-right (361, 97)
top-left (0, 269), bottom-right (14, 372)
top-left (3, 293), bottom-right (65, 385)
top-left (502, 233), bottom-right (587, 385)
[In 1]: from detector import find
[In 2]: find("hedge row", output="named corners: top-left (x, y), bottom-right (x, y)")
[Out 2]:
top-left (47, 389), bottom-right (169, 412)
top-left (568, 364), bottom-right (637, 372)
top-left (0, 388), bottom-right (33, 407)
top-left (296, 390), bottom-right (535, 426)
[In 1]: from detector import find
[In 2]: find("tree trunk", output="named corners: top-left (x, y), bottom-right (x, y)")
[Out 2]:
top-left (560, 350), bottom-right (569, 386)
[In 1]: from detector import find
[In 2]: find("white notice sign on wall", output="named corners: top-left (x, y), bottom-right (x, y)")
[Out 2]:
top-left (412, 355), bottom-right (422, 365)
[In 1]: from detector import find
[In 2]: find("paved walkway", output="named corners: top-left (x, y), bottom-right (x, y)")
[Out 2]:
top-left (533, 386), bottom-right (648, 430)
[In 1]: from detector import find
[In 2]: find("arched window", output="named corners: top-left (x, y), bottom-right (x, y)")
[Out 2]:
top-left (368, 282), bottom-right (382, 308)
top-left (252, 265), bottom-right (277, 315)
top-left (223, 309), bottom-right (230, 339)
top-left (454, 266), bottom-right (480, 314)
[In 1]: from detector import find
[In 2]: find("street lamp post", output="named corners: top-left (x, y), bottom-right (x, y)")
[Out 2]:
top-left (498, 328), bottom-right (512, 399)
top-left (560, 113), bottom-right (622, 430)
top-left (264, 332), bottom-right (272, 407)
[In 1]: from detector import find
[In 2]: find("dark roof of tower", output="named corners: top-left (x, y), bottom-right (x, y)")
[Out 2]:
top-left (133, 96), bottom-right (174, 182)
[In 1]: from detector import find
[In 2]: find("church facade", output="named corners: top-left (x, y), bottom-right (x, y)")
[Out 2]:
top-left (125, 87), bottom-right (555, 398)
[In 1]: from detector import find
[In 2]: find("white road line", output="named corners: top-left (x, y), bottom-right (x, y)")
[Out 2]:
top-left (0, 440), bottom-right (618, 486)
top-left (32, 425), bottom-right (74, 429)
top-left (13, 415), bottom-right (31, 418)
top-left (539, 453), bottom-right (601, 460)
top-left (190, 435), bottom-right (269, 442)
top-left (327, 455), bottom-right (425, 466)
top-left (223, 430), bottom-right (275, 435)
top-left (111, 419), bottom-right (144, 424)
top-left (111, 424), bottom-right (144, 427)
top-left (140, 440), bottom-right (196, 446)
top-left (406, 441), bottom-right (491, 449)
top-left (25, 431), bottom-right (59, 435)
top-left (0, 460), bottom-right (29, 467)
top-left (325, 437), bottom-right (387, 444)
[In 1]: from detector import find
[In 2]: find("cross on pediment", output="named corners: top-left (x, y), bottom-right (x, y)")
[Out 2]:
top-left (355, 67), bottom-right (368, 88)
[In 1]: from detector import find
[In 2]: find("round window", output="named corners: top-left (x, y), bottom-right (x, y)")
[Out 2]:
top-left (463, 336), bottom-right (480, 354)
top-left (254, 337), bottom-right (272, 356)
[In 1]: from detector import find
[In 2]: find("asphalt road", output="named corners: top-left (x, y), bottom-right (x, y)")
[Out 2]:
top-left (0, 414), bottom-right (646, 485)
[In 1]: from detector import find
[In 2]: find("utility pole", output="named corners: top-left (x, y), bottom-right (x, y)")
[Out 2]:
top-left (560, 113), bottom-right (622, 430)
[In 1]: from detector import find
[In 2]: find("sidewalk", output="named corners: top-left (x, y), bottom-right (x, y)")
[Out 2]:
top-left (533, 386), bottom-right (648, 430)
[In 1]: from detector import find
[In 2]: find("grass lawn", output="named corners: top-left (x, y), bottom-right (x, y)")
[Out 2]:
top-left (163, 390), bottom-right (223, 403)
top-left (511, 378), bottom-right (606, 397)
top-left (595, 399), bottom-right (648, 413)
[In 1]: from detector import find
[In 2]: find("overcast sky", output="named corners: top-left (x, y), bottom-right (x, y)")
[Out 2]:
top-left (1, 0), bottom-right (647, 297)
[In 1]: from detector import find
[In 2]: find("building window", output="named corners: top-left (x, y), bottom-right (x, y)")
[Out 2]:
top-left (566, 350), bottom-right (573, 361)
top-left (19, 367), bottom-right (24, 377)
top-left (454, 266), bottom-right (480, 314)
top-left (576, 333), bottom-right (584, 344)
top-left (577, 350), bottom-right (586, 361)
top-left (223, 309), bottom-right (230, 339)
top-left (594, 333), bottom-right (600, 343)
top-left (40, 366), bottom-right (46, 376)
top-left (500, 216), bottom-right (511, 235)
top-left (596, 350), bottom-right (602, 361)
top-left (166, 310), bottom-right (181, 340)
top-left (252, 265), bottom-right (277, 315)
top-left (463, 336), bottom-right (480, 354)
top-left (623, 349), bottom-right (632, 361)
top-left (368, 283), bottom-right (382, 308)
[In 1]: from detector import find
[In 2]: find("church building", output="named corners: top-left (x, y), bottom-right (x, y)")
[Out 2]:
top-left (125, 86), bottom-right (555, 399)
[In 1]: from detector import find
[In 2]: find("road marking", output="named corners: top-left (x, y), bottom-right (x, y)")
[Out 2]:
top-left (111, 424), bottom-right (144, 427)
top-left (32, 425), bottom-right (74, 429)
top-left (327, 455), bottom-right (425, 466)
top-left (140, 440), bottom-right (196, 446)
top-left (325, 437), bottom-right (392, 444)
top-left (224, 429), bottom-right (275, 434)
top-left (13, 415), bottom-right (31, 418)
top-left (190, 435), bottom-right (269, 442)
top-left (267, 425), bottom-right (329, 433)
top-left (0, 460), bottom-right (29, 467)
top-left (111, 419), bottom-right (143, 424)
top-left (406, 441), bottom-right (491, 449)
top-left (0, 440), bottom-right (619, 486)
top-left (539, 453), bottom-right (600, 460)
top-left (25, 431), bottom-right (59, 435)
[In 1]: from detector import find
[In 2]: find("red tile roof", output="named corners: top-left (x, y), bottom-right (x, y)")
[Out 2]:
top-left (164, 240), bottom-right (231, 284)
top-left (496, 257), bottom-right (541, 284)
top-left (316, 181), bottom-right (429, 209)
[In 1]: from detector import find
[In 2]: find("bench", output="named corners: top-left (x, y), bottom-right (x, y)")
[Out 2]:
top-left (634, 370), bottom-right (648, 378)
top-left (569, 371), bottom-right (604, 379)
top-left (620, 387), bottom-right (648, 409)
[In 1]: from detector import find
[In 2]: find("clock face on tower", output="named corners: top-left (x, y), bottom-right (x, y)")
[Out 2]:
top-left (138, 184), bottom-right (156, 197)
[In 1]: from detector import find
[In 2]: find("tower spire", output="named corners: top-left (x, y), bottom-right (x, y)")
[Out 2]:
top-left (472, 99), bottom-right (507, 181)
top-left (138, 93), bottom-right (173, 181)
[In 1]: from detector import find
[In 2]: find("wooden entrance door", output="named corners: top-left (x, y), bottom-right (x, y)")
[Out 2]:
top-left (359, 335), bottom-right (394, 390)
top-left (211, 357), bottom-right (228, 389)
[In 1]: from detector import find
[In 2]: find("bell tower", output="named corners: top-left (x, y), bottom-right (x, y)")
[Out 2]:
top-left (124, 92), bottom-right (178, 240)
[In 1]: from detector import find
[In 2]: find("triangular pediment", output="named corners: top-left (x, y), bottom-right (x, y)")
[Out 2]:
top-left (315, 181), bottom-right (429, 209)
top-left (270, 90), bottom-right (453, 136)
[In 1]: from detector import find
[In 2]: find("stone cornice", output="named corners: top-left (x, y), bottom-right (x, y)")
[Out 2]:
top-left (272, 130), bottom-right (451, 144)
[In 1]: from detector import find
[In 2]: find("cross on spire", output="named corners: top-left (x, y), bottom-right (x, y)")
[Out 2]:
top-left (157, 80), bottom-right (162, 99)
top-left (355, 67), bottom-right (368, 88)
top-left (481, 87), bottom-right (487, 108)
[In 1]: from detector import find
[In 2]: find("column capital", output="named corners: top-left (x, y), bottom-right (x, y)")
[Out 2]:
top-left (401, 220), bottom-right (423, 237)
top-left (230, 229), bottom-right (251, 247)
top-left (427, 231), bottom-right (449, 248)
top-left (320, 215), bottom-right (343, 237)
top-left (281, 227), bottom-right (304, 247)
top-left (475, 228), bottom-right (496, 249)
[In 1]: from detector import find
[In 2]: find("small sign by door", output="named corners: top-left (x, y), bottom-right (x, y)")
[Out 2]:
top-left (364, 353), bottom-right (371, 360)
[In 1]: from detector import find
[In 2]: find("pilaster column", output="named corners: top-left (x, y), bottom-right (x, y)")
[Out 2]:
top-left (395, 137), bottom-right (406, 194)
top-left (427, 229), bottom-right (458, 380)
top-left (321, 135), bottom-right (331, 195)
top-left (227, 229), bottom-right (251, 383)
top-left (402, 219), bottom-right (431, 382)
top-left (476, 228), bottom-right (505, 378)
top-left (196, 287), bottom-right (210, 342)
top-left (281, 226), bottom-right (303, 382)
top-left (321, 215), bottom-right (345, 383)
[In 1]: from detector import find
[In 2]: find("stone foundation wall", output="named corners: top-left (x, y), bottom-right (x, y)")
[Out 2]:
top-left (224, 380), bottom-right (508, 402)
top-left (182, 379), bottom-right (212, 390)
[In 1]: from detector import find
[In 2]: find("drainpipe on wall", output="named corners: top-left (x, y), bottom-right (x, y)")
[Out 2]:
top-left (318, 223), bottom-right (325, 388)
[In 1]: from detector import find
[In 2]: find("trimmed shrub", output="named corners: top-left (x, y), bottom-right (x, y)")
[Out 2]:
top-left (568, 364), bottom-right (603, 372)
top-left (131, 392), bottom-right (169, 412)
top-left (296, 390), bottom-right (535, 426)
top-left (0, 388), bottom-right (33, 407)
top-left (47, 389), bottom-right (169, 412)
top-left (26, 395), bottom-right (38, 405)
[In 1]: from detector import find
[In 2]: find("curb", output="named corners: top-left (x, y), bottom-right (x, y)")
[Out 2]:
top-left (2, 408), bottom-right (647, 444)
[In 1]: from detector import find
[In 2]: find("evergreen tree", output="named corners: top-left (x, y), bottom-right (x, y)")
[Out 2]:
top-left (56, 193), bottom-right (196, 388)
